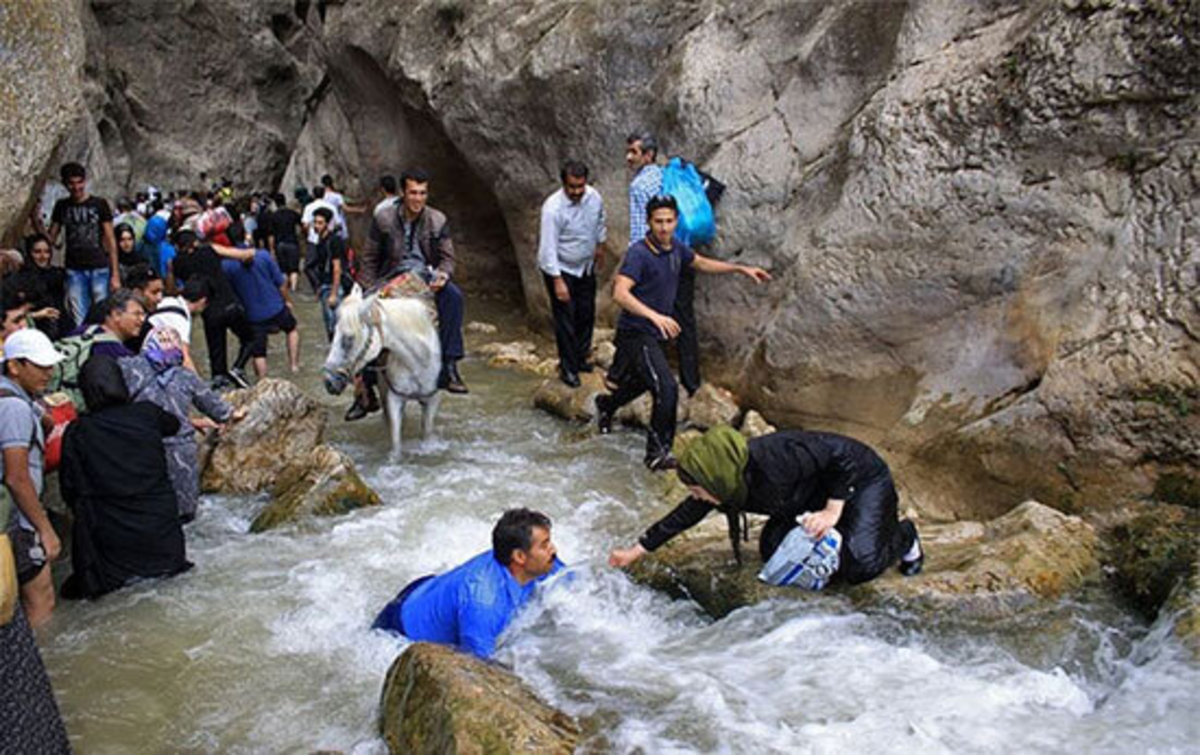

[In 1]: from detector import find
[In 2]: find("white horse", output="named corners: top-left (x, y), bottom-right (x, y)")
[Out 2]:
top-left (322, 284), bottom-right (441, 456)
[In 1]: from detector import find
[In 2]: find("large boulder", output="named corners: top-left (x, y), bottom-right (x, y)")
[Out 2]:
top-left (686, 383), bottom-right (741, 430)
top-left (532, 372), bottom-right (608, 423)
top-left (0, 0), bottom-right (85, 243)
top-left (250, 445), bottom-right (381, 533)
top-left (631, 500), bottom-right (1100, 620)
top-left (379, 643), bottom-right (579, 754)
top-left (314, 0), bottom-right (1199, 521)
top-left (200, 379), bottom-right (326, 494)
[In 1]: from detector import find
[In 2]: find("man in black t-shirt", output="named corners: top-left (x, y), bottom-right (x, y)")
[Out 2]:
top-left (48, 162), bottom-right (119, 329)
top-left (309, 207), bottom-right (347, 342)
top-left (268, 193), bottom-right (303, 292)
top-left (168, 230), bottom-right (255, 386)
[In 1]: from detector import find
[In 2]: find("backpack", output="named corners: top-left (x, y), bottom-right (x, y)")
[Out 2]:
top-left (48, 326), bottom-right (121, 411)
top-left (662, 157), bottom-right (717, 246)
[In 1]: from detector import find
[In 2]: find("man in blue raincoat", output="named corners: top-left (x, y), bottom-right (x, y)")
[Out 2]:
top-left (373, 508), bottom-right (564, 659)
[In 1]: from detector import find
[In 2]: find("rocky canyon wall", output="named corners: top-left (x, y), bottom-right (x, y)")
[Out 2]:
top-left (3, 0), bottom-right (1196, 519)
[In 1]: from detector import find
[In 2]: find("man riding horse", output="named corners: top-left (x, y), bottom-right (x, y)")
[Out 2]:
top-left (354, 167), bottom-right (468, 414)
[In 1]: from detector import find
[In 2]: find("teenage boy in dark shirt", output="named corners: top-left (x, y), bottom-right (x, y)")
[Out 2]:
top-left (168, 230), bottom-right (255, 386)
top-left (596, 195), bottom-right (770, 469)
top-left (48, 162), bottom-right (119, 329)
top-left (309, 207), bottom-right (347, 341)
top-left (268, 193), bottom-right (304, 292)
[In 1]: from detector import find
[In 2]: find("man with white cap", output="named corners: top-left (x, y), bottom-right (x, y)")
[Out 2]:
top-left (1, 329), bottom-right (65, 628)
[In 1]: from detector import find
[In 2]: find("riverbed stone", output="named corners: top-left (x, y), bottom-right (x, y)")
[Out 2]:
top-left (532, 372), bottom-right (608, 423)
top-left (200, 378), bottom-right (326, 494)
top-left (250, 445), bottom-right (381, 533)
top-left (686, 384), bottom-right (741, 430)
top-left (740, 410), bottom-right (777, 438)
top-left (479, 340), bottom-right (543, 372)
top-left (592, 340), bottom-right (616, 370)
top-left (630, 500), bottom-right (1100, 620)
top-left (1102, 504), bottom-right (1198, 621)
top-left (379, 642), bottom-right (580, 754)
top-left (465, 320), bottom-right (499, 335)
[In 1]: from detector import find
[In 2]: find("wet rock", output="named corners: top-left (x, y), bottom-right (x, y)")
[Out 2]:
top-left (1103, 504), bottom-right (1198, 621)
top-left (532, 372), bottom-right (608, 423)
top-left (617, 392), bottom-right (689, 429)
top-left (592, 340), bottom-right (616, 370)
top-left (379, 642), bottom-right (579, 754)
top-left (250, 445), bottom-right (381, 533)
top-left (1164, 553), bottom-right (1200, 660)
top-left (533, 358), bottom-right (559, 378)
top-left (200, 379), bottom-right (326, 494)
top-left (686, 384), bottom-right (741, 430)
top-left (631, 500), bottom-right (1100, 620)
top-left (465, 321), bottom-right (499, 335)
top-left (739, 410), bottom-right (776, 438)
top-left (479, 341), bottom-right (542, 371)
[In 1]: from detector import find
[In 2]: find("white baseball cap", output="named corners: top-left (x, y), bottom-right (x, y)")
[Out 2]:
top-left (3, 328), bottom-right (65, 367)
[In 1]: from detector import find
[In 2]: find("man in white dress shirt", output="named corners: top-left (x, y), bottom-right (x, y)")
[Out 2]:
top-left (537, 160), bottom-right (607, 387)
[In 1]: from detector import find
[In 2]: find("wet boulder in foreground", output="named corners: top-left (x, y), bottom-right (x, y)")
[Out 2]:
top-left (532, 372), bottom-right (608, 422)
top-left (379, 643), bottom-right (579, 754)
top-left (250, 445), bottom-right (381, 533)
top-left (200, 378), bottom-right (326, 494)
top-left (631, 500), bottom-right (1100, 620)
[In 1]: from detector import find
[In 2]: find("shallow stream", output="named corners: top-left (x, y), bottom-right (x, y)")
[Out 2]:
top-left (40, 295), bottom-right (1199, 753)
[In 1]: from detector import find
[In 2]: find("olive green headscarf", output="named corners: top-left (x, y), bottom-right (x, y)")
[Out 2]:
top-left (678, 425), bottom-right (752, 562)
top-left (678, 425), bottom-right (750, 508)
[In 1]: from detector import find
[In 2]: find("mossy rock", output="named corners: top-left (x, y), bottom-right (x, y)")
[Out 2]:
top-left (250, 445), bottom-right (381, 532)
top-left (1153, 472), bottom-right (1200, 509)
top-left (1103, 505), bottom-right (1198, 620)
top-left (379, 643), bottom-right (579, 754)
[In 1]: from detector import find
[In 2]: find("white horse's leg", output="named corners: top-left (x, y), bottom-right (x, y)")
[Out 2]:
top-left (385, 388), bottom-right (405, 458)
top-left (420, 391), bottom-right (441, 438)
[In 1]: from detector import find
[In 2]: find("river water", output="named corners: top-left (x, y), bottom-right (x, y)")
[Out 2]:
top-left (39, 295), bottom-right (1199, 753)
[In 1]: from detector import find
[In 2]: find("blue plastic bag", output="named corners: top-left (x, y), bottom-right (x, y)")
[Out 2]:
top-left (661, 157), bottom-right (716, 246)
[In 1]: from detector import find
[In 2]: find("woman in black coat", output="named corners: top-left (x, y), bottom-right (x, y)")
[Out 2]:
top-left (59, 356), bottom-right (192, 600)
top-left (609, 426), bottom-right (923, 585)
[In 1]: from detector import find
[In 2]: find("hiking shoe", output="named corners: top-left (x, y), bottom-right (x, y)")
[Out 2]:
top-left (595, 394), bottom-right (615, 434)
top-left (559, 365), bottom-right (581, 388)
top-left (644, 452), bottom-right (678, 472)
top-left (210, 375), bottom-right (234, 392)
top-left (440, 362), bottom-right (469, 394)
top-left (898, 520), bottom-right (923, 577)
top-left (228, 367), bottom-right (251, 389)
top-left (578, 362), bottom-right (596, 374)
top-left (344, 399), bottom-right (370, 422)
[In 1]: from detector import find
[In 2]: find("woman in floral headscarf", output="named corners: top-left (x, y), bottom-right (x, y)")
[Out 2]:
top-left (119, 326), bottom-right (240, 521)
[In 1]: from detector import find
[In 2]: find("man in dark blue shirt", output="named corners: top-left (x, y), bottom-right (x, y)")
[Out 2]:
top-left (597, 195), bottom-right (770, 469)
top-left (220, 223), bottom-right (299, 377)
top-left (372, 508), bottom-right (564, 660)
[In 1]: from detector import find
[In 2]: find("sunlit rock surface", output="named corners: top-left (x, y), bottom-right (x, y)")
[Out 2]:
top-left (630, 500), bottom-right (1100, 620)
top-left (251, 444), bottom-right (381, 532)
top-left (379, 642), bottom-right (579, 755)
top-left (200, 378), bottom-right (326, 494)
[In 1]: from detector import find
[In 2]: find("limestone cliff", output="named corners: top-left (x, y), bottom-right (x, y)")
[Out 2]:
top-left (3, 0), bottom-right (1196, 518)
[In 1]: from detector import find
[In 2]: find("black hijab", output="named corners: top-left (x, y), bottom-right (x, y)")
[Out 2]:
top-left (80, 355), bottom-right (130, 412)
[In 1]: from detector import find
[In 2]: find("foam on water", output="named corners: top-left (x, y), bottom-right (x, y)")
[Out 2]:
top-left (37, 304), bottom-right (1200, 753)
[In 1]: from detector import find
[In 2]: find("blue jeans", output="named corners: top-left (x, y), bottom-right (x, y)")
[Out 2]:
top-left (318, 284), bottom-right (341, 341)
top-left (65, 268), bottom-right (111, 329)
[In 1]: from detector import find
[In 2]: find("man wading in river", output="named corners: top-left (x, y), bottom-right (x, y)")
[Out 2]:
top-left (596, 195), bottom-right (771, 469)
top-left (372, 508), bottom-right (563, 659)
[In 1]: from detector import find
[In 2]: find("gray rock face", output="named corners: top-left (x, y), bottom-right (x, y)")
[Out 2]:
top-left (0, 0), bottom-right (85, 245)
top-left (2, 0), bottom-right (1195, 520)
top-left (64, 0), bottom-right (324, 196)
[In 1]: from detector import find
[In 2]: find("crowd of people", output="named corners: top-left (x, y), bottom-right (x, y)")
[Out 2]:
top-left (1, 132), bottom-right (924, 748)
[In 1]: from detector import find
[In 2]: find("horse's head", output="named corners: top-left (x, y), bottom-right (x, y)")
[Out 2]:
top-left (322, 284), bottom-right (384, 395)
